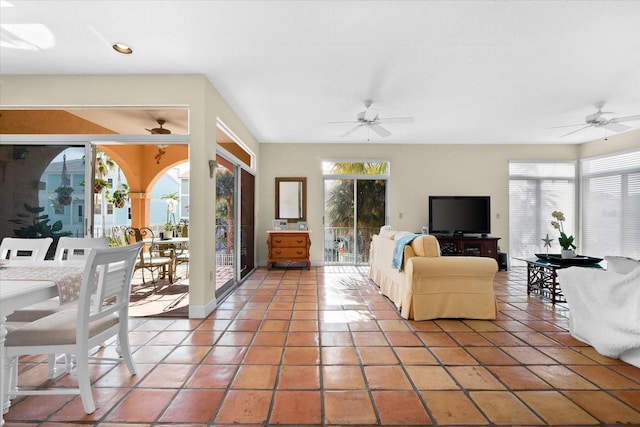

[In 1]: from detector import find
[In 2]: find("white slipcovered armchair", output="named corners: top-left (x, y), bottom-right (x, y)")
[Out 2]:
top-left (557, 256), bottom-right (640, 368)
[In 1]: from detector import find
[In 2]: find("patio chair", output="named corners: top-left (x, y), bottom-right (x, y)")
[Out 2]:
top-left (126, 227), bottom-right (174, 289)
top-left (174, 241), bottom-right (189, 277)
top-left (5, 242), bottom-right (143, 414)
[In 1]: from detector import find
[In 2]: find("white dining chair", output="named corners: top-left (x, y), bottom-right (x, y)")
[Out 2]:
top-left (54, 236), bottom-right (110, 264)
top-left (8, 236), bottom-right (110, 322)
top-left (0, 237), bottom-right (53, 261)
top-left (8, 236), bottom-right (111, 377)
top-left (5, 242), bottom-right (143, 414)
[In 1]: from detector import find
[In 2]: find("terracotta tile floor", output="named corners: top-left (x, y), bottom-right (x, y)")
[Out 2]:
top-left (5, 266), bottom-right (640, 426)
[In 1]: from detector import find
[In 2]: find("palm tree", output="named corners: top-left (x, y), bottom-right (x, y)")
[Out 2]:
top-left (326, 162), bottom-right (387, 263)
top-left (95, 150), bottom-right (116, 236)
top-left (161, 192), bottom-right (180, 225)
top-left (95, 151), bottom-right (116, 181)
top-left (216, 169), bottom-right (235, 259)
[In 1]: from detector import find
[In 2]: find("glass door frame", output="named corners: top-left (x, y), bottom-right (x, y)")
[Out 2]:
top-left (215, 145), bottom-right (256, 300)
top-left (0, 138), bottom-right (96, 238)
top-left (323, 172), bottom-right (389, 265)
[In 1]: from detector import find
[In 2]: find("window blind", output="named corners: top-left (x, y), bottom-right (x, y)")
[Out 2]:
top-left (581, 150), bottom-right (640, 259)
top-left (509, 161), bottom-right (576, 266)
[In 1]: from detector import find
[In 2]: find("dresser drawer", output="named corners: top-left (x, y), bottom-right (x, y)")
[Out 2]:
top-left (271, 235), bottom-right (307, 248)
top-left (271, 247), bottom-right (309, 259)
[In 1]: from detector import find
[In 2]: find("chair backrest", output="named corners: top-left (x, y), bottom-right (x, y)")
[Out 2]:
top-left (76, 242), bottom-right (143, 336)
top-left (54, 237), bottom-right (110, 263)
top-left (0, 237), bottom-right (53, 261)
top-left (125, 226), bottom-right (153, 244)
top-left (125, 227), bottom-right (166, 263)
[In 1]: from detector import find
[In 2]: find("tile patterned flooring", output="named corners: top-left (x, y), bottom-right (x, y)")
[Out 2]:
top-left (5, 266), bottom-right (640, 426)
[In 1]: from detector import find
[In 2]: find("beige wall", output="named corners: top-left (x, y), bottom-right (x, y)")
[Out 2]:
top-left (0, 74), bottom-right (260, 318)
top-left (578, 128), bottom-right (640, 159)
top-left (258, 143), bottom-right (576, 264)
top-left (257, 133), bottom-right (638, 265)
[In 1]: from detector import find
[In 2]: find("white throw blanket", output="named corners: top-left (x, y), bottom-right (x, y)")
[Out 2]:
top-left (558, 266), bottom-right (640, 358)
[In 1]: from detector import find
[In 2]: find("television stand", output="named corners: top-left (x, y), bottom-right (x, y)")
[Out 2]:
top-left (433, 235), bottom-right (500, 262)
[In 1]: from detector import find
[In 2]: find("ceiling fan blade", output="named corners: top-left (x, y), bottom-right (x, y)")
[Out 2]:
top-left (340, 124), bottom-right (364, 137)
top-left (328, 120), bottom-right (358, 124)
top-left (369, 123), bottom-right (391, 137)
top-left (550, 123), bottom-right (586, 129)
top-left (379, 117), bottom-right (414, 124)
top-left (603, 122), bottom-right (631, 133)
top-left (559, 125), bottom-right (593, 138)
top-left (609, 114), bottom-right (640, 123)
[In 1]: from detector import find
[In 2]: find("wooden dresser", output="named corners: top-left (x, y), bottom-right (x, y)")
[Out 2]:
top-left (267, 231), bottom-right (311, 270)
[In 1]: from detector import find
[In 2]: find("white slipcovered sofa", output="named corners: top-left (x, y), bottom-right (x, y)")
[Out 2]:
top-left (368, 228), bottom-right (498, 320)
top-left (558, 256), bottom-right (640, 368)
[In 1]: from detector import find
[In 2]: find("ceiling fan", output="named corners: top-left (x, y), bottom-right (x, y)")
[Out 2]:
top-left (554, 102), bottom-right (640, 138)
top-left (145, 119), bottom-right (172, 135)
top-left (329, 100), bottom-right (414, 138)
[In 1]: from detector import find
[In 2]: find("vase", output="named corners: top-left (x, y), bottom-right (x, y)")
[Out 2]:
top-left (561, 249), bottom-right (576, 259)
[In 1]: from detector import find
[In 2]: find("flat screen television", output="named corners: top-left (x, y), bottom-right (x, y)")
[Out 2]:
top-left (428, 196), bottom-right (491, 236)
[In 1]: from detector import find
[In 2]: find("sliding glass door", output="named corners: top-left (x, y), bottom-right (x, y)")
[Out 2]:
top-left (323, 161), bottom-right (389, 265)
top-left (0, 143), bottom-right (94, 258)
top-left (215, 153), bottom-right (255, 298)
top-left (240, 168), bottom-right (255, 280)
top-left (215, 155), bottom-right (236, 295)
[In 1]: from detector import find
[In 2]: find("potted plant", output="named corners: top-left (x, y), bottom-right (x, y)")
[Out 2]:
top-left (109, 183), bottom-right (129, 208)
top-left (54, 185), bottom-right (74, 206)
top-left (178, 218), bottom-right (189, 237)
top-left (162, 222), bottom-right (176, 239)
top-left (551, 210), bottom-right (576, 258)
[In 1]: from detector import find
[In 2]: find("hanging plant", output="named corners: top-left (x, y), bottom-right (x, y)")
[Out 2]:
top-left (93, 178), bottom-right (111, 194)
top-left (54, 185), bottom-right (74, 206)
top-left (108, 183), bottom-right (129, 209)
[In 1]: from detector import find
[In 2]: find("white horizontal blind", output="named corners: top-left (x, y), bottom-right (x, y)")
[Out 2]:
top-left (581, 150), bottom-right (640, 259)
top-left (509, 161), bottom-right (576, 266)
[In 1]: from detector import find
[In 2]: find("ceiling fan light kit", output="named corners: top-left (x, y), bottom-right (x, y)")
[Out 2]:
top-left (112, 42), bottom-right (133, 54)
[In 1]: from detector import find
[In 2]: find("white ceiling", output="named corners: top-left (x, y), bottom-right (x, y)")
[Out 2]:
top-left (1, 0), bottom-right (640, 144)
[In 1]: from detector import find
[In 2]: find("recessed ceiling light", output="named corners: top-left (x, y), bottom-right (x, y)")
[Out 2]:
top-left (112, 43), bottom-right (132, 54)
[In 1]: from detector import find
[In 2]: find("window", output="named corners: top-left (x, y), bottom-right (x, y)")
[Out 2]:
top-left (509, 161), bottom-right (576, 266)
top-left (581, 150), bottom-right (640, 259)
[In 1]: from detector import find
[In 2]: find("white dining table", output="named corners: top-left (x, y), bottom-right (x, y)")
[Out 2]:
top-left (0, 279), bottom-right (58, 424)
top-left (0, 262), bottom-right (84, 425)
